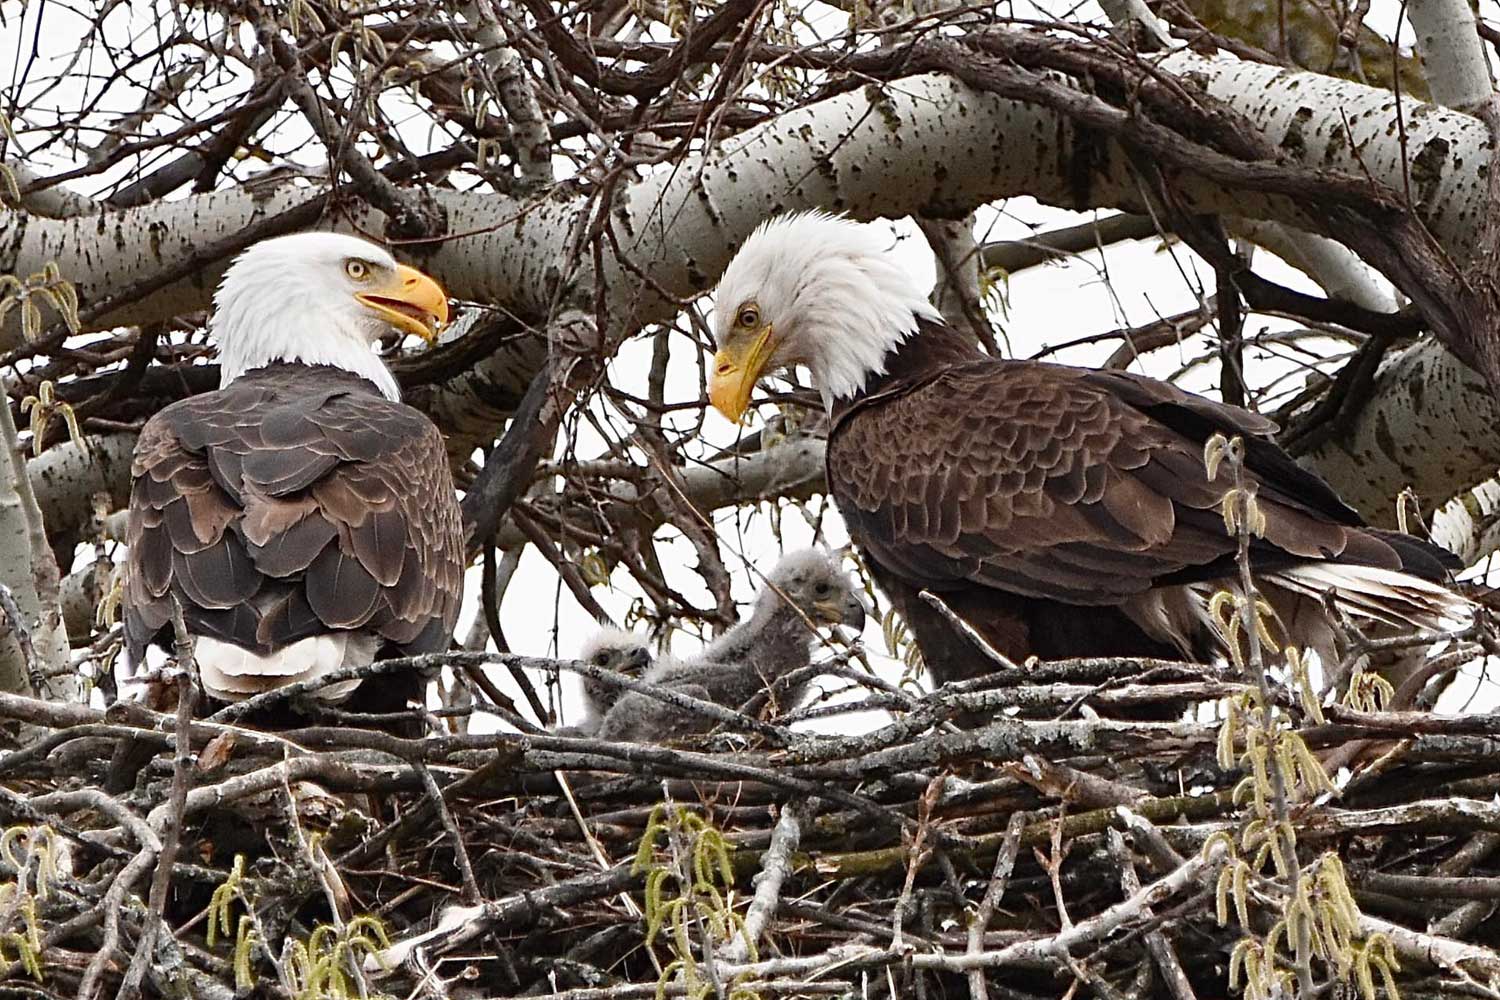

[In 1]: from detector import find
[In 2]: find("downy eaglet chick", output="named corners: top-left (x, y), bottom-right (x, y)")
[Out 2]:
top-left (553, 628), bottom-right (653, 737)
top-left (597, 549), bottom-right (867, 742)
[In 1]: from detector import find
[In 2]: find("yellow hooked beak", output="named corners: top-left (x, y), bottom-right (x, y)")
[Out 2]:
top-left (709, 324), bottom-right (775, 424)
top-left (355, 263), bottom-right (450, 343)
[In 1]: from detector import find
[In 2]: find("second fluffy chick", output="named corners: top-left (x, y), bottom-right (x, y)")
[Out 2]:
top-left (598, 549), bottom-right (866, 742)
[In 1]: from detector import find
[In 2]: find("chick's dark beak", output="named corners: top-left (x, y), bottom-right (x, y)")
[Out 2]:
top-left (815, 591), bottom-right (868, 630)
top-left (840, 592), bottom-right (868, 631)
top-left (626, 647), bottom-right (652, 674)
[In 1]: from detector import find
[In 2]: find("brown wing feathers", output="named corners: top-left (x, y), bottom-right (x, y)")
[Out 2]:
top-left (123, 364), bottom-right (463, 666)
top-left (828, 351), bottom-right (1463, 687)
top-left (830, 358), bottom-right (1456, 611)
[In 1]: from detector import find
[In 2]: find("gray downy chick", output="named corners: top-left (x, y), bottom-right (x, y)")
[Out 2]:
top-left (554, 627), bottom-right (653, 737)
top-left (597, 548), bottom-right (866, 742)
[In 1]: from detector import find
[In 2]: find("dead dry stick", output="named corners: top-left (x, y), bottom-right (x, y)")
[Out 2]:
top-left (966, 811), bottom-right (1027, 1000)
top-left (713, 841), bottom-right (1227, 979)
top-left (0, 583), bottom-right (39, 695)
top-left (118, 604), bottom-right (197, 1000)
top-left (551, 765), bottom-right (659, 974)
top-left (1108, 828), bottom-right (1198, 1000)
top-left (77, 844), bottom-right (158, 1000)
top-left (720, 799), bottom-right (808, 964)
top-left (416, 763), bottom-right (482, 905)
top-left (1430, 832), bottom-right (1500, 936)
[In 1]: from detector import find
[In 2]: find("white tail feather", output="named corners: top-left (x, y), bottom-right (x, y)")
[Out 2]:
top-left (1124, 564), bottom-right (1473, 673)
top-left (1267, 564), bottom-right (1473, 632)
top-left (195, 634), bottom-right (378, 703)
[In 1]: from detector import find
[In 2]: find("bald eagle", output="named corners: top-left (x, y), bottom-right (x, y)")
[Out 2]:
top-left (708, 213), bottom-right (1469, 687)
top-left (123, 233), bottom-right (464, 705)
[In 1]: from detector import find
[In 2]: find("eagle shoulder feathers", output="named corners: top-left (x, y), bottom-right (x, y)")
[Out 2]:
top-left (709, 212), bottom-right (1471, 689)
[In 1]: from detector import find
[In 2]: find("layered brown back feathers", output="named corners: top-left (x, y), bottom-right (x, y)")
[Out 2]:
top-left (123, 364), bottom-right (464, 671)
top-left (829, 322), bottom-right (1465, 684)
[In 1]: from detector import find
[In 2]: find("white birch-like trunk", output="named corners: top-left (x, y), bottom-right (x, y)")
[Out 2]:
top-left (1382, 0), bottom-right (1500, 555)
top-left (1429, 477), bottom-right (1500, 564)
top-left (7, 56), bottom-right (1490, 339)
top-left (0, 389), bottom-right (74, 697)
top-left (1095, 0), bottom-right (1175, 48)
top-left (1227, 220), bottom-right (1398, 313)
top-left (919, 214), bottom-right (990, 344)
top-left (1300, 339), bottom-right (1500, 523)
top-left (462, 1), bottom-right (552, 190)
top-left (0, 480), bottom-right (42, 694)
top-left (28, 435), bottom-right (135, 545)
top-left (1407, 0), bottom-right (1495, 110)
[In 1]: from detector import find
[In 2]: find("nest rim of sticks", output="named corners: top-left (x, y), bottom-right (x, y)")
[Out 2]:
top-left (0, 633), bottom-right (1495, 1000)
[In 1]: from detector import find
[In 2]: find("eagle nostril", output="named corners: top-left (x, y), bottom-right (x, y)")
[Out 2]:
top-left (715, 363), bottom-right (733, 376)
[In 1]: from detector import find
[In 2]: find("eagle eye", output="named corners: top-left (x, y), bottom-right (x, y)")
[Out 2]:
top-left (345, 259), bottom-right (372, 281)
top-left (736, 305), bottom-right (760, 328)
top-left (815, 582), bottom-right (831, 595)
top-left (593, 652), bottom-right (609, 666)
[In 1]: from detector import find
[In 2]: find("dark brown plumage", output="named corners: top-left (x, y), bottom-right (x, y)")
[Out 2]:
top-left (123, 363), bottom-right (464, 698)
top-left (827, 321), bottom-right (1460, 684)
top-left (709, 213), bottom-right (1468, 691)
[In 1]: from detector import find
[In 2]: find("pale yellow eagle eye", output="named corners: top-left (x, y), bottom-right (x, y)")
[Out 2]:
top-left (345, 259), bottom-right (372, 281)
top-left (735, 304), bottom-right (760, 329)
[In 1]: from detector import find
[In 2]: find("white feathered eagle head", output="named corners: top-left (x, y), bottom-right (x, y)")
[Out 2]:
top-left (212, 232), bottom-right (451, 401)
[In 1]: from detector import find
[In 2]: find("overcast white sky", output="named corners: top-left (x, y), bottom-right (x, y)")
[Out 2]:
top-left (5, 0), bottom-right (1498, 728)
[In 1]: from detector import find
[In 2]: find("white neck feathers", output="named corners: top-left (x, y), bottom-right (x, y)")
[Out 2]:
top-left (214, 312), bottom-right (401, 400)
top-left (793, 250), bottom-right (940, 406)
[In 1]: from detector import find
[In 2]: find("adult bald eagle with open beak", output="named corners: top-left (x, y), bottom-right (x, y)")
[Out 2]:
top-left (123, 232), bottom-right (464, 706)
top-left (707, 212), bottom-right (1469, 687)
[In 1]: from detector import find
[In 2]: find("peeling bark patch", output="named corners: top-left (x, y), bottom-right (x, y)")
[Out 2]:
top-left (1181, 69), bottom-right (1211, 90)
top-left (1281, 107), bottom-right (1313, 160)
top-left (1373, 409), bottom-right (1422, 484)
top-left (1067, 127), bottom-right (1105, 211)
top-left (147, 221), bottom-right (165, 261)
top-left (1411, 137), bottom-right (1450, 211)
top-left (0, 216), bottom-right (24, 273)
top-left (867, 84), bottom-right (903, 134)
top-left (813, 153), bottom-right (837, 185)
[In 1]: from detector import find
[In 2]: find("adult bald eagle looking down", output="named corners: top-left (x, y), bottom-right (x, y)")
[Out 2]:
top-left (709, 213), bottom-right (1470, 686)
top-left (123, 233), bottom-right (464, 706)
